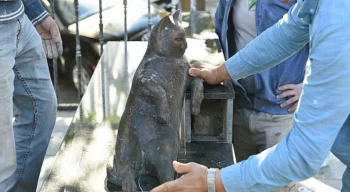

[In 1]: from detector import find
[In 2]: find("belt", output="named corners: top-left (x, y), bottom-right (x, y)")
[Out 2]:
top-left (0, 0), bottom-right (18, 1)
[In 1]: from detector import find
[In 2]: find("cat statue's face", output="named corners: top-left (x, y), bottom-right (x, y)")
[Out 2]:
top-left (148, 11), bottom-right (187, 58)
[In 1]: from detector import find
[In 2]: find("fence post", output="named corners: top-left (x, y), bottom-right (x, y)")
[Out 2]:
top-left (99, 0), bottom-right (106, 119)
top-left (74, 0), bottom-right (82, 102)
top-left (148, 0), bottom-right (152, 36)
top-left (50, 0), bottom-right (59, 104)
top-left (124, 0), bottom-right (128, 72)
top-left (190, 0), bottom-right (197, 37)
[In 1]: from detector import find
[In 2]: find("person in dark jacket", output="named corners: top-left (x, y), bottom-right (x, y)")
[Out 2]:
top-left (208, 1), bottom-right (308, 190)
top-left (0, 0), bottom-right (62, 191)
top-left (214, 0), bottom-right (308, 162)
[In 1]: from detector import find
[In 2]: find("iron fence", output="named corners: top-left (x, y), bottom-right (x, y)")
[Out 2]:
top-left (52, 0), bottom-right (197, 114)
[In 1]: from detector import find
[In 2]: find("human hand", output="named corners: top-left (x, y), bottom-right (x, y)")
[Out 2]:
top-left (151, 161), bottom-right (208, 192)
top-left (277, 83), bottom-right (303, 112)
top-left (189, 62), bottom-right (231, 85)
top-left (35, 16), bottom-right (63, 59)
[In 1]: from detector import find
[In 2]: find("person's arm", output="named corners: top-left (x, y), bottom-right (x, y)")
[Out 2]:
top-left (22, 0), bottom-right (63, 59)
top-left (22, 0), bottom-right (49, 25)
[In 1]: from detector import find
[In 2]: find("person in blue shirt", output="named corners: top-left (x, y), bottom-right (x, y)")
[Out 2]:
top-left (0, 0), bottom-right (62, 191)
top-left (151, 0), bottom-right (350, 191)
top-left (212, 1), bottom-right (308, 190)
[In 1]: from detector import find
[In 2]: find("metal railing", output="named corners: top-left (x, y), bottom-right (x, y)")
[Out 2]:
top-left (52, 0), bottom-right (198, 114)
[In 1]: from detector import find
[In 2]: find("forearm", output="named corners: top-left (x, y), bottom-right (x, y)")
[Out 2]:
top-left (22, 0), bottom-right (49, 25)
top-left (225, 3), bottom-right (309, 81)
top-left (215, 169), bottom-right (225, 192)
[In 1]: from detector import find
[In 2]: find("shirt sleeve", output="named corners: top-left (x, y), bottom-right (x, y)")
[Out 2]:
top-left (22, 0), bottom-right (49, 25)
top-left (220, 0), bottom-right (350, 191)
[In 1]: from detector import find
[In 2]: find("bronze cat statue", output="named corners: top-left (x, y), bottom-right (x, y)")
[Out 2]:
top-left (106, 11), bottom-right (204, 191)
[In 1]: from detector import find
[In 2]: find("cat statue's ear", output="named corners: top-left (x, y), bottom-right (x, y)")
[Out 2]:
top-left (172, 10), bottom-right (180, 26)
top-left (166, 10), bottom-right (181, 27)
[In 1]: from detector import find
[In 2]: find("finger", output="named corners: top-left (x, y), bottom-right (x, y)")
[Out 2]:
top-left (56, 41), bottom-right (63, 56)
top-left (50, 39), bottom-right (58, 59)
top-left (42, 40), bottom-right (48, 57)
top-left (53, 29), bottom-right (63, 56)
top-left (189, 68), bottom-right (204, 77)
top-left (280, 96), bottom-right (298, 108)
top-left (173, 161), bottom-right (192, 174)
top-left (151, 180), bottom-right (180, 192)
top-left (45, 39), bottom-right (53, 59)
top-left (50, 24), bottom-right (62, 44)
top-left (278, 84), bottom-right (295, 91)
top-left (288, 102), bottom-right (298, 112)
top-left (277, 90), bottom-right (295, 99)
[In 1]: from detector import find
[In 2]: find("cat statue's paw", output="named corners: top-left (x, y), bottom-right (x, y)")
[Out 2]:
top-left (158, 108), bottom-right (171, 124)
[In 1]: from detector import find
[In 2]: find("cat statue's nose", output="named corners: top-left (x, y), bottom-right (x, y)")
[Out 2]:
top-left (183, 41), bottom-right (188, 50)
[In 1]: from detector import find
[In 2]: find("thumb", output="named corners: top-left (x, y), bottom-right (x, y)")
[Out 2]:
top-left (189, 68), bottom-right (203, 77)
top-left (173, 161), bottom-right (191, 174)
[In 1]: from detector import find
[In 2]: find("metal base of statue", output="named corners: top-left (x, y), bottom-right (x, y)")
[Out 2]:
top-left (105, 176), bottom-right (160, 192)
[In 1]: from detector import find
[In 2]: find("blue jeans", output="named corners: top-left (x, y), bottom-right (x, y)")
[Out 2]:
top-left (0, 15), bottom-right (56, 191)
top-left (331, 115), bottom-right (350, 192)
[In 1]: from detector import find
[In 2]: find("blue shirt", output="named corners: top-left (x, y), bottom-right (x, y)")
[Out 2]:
top-left (0, 0), bottom-right (49, 25)
top-left (221, 0), bottom-right (350, 190)
top-left (215, 0), bottom-right (309, 115)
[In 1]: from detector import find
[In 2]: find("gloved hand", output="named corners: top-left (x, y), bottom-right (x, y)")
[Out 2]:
top-left (35, 16), bottom-right (63, 59)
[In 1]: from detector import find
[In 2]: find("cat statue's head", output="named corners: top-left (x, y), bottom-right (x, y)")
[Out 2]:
top-left (148, 10), bottom-right (187, 58)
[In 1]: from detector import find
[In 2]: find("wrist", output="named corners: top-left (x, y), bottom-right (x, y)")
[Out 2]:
top-left (215, 169), bottom-right (225, 192)
top-left (215, 63), bottom-right (231, 83)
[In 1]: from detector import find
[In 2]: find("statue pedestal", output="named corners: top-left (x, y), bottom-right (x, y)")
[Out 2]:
top-left (178, 141), bottom-right (234, 168)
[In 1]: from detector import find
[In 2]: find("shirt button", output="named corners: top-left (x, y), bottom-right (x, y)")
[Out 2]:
top-left (313, 100), bottom-right (318, 105)
top-left (310, 9), bottom-right (315, 14)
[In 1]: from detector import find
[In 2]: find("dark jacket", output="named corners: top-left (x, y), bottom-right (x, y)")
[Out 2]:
top-left (215, 0), bottom-right (309, 115)
top-left (0, 0), bottom-right (48, 25)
